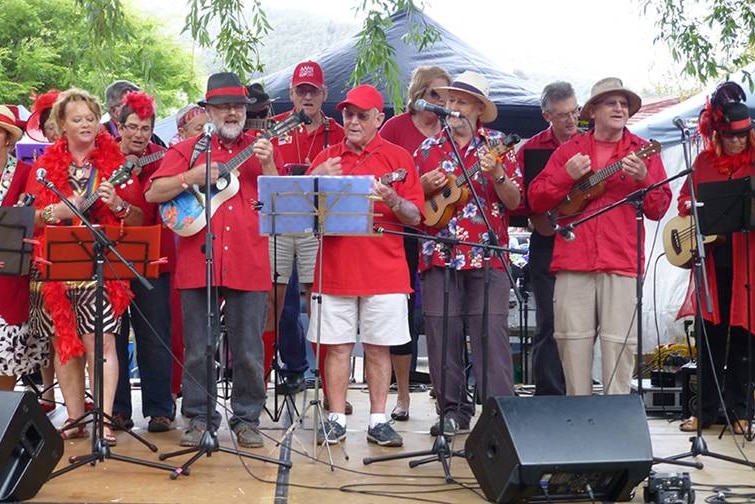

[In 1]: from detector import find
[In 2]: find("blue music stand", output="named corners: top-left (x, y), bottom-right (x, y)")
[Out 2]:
top-left (258, 175), bottom-right (376, 236)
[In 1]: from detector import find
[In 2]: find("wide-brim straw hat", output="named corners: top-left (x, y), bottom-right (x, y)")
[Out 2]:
top-left (579, 77), bottom-right (642, 120)
top-left (0, 105), bottom-right (24, 144)
top-left (434, 70), bottom-right (498, 123)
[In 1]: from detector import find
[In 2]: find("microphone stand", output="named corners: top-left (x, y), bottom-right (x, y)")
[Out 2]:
top-left (158, 131), bottom-right (290, 478)
top-left (554, 166), bottom-right (701, 470)
top-left (37, 175), bottom-right (178, 478)
top-left (363, 225), bottom-right (524, 481)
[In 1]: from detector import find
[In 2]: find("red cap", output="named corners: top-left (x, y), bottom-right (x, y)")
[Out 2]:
top-left (337, 84), bottom-right (383, 113)
top-left (291, 61), bottom-right (324, 89)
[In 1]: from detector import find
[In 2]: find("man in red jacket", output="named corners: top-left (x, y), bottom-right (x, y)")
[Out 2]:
top-left (528, 77), bottom-right (671, 396)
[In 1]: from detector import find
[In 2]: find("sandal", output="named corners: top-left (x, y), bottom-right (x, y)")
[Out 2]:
top-left (732, 419), bottom-right (751, 435)
top-left (391, 404), bottom-right (410, 422)
top-left (60, 418), bottom-right (88, 440)
top-left (679, 416), bottom-right (710, 432)
top-left (103, 426), bottom-right (118, 446)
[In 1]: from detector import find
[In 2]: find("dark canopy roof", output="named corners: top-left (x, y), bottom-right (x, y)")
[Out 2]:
top-left (260, 10), bottom-right (547, 137)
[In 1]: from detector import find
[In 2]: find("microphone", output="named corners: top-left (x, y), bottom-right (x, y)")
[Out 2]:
top-left (36, 168), bottom-right (47, 182)
top-left (203, 123), bottom-right (216, 137)
top-left (415, 99), bottom-right (463, 119)
top-left (672, 116), bottom-right (688, 131)
top-left (554, 223), bottom-right (575, 241)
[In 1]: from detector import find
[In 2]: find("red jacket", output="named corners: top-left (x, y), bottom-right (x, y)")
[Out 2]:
top-left (676, 150), bottom-right (755, 332)
top-left (528, 129), bottom-right (671, 276)
top-left (0, 158), bottom-right (31, 325)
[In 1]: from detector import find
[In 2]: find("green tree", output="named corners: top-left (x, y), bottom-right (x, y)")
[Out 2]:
top-left (0, 0), bottom-right (202, 115)
top-left (644, 0), bottom-right (755, 86)
top-left (78, 0), bottom-right (439, 112)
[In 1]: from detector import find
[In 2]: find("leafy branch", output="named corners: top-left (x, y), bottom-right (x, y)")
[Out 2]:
top-left (644, 0), bottom-right (755, 89)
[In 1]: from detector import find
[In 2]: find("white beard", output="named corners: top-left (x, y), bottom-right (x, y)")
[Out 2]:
top-left (216, 121), bottom-right (243, 142)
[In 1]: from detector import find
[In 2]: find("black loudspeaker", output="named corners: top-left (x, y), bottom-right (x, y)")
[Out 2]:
top-left (465, 395), bottom-right (652, 503)
top-left (0, 391), bottom-right (63, 502)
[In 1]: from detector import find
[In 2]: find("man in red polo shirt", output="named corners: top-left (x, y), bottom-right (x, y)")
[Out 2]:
top-left (528, 77), bottom-right (671, 396)
top-left (515, 81), bottom-right (581, 396)
top-left (307, 84), bottom-right (423, 447)
top-left (265, 61), bottom-right (346, 409)
top-left (145, 72), bottom-right (283, 448)
top-left (111, 91), bottom-right (175, 433)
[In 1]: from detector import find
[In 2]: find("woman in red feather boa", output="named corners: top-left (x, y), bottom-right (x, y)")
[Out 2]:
top-left (25, 88), bottom-right (145, 443)
top-left (677, 83), bottom-right (755, 436)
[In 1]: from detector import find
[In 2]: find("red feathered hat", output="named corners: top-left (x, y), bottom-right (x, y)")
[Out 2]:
top-left (698, 81), bottom-right (751, 148)
top-left (26, 89), bottom-right (61, 143)
top-left (121, 90), bottom-right (156, 121)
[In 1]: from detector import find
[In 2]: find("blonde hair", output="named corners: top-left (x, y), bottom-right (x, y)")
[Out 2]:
top-left (406, 66), bottom-right (452, 113)
top-left (51, 88), bottom-right (102, 135)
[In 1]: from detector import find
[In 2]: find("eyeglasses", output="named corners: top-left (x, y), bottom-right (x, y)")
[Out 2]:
top-left (549, 107), bottom-right (581, 121)
top-left (123, 123), bottom-right (152, 134)
top-left (342, 109), bottom-right (376, 122)
top-left (601, 99), bottom-right (629, 109)
top-left (294, 86), bottom-right (323, 97)
top-left (209, 103), bottom-right (247, 112)
top-left (425, 89), bottom-right (442, 100)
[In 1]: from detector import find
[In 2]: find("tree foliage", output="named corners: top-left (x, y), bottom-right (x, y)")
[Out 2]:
top-left (0, 0), bottom-right (201, 115)
top-left (644, 0), bottom-right (755, 87)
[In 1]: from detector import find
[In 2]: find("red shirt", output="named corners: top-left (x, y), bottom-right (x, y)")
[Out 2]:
top-left (272, 110), bottom-right (344, 166)
top-left (514, 126), bottom-right (565, 216)
top-left (415, 128), bottom-right (522, 271)
top-left (676, 149), bottom-right (755, 331)
top-left (528, 129), bottom-right (671, 277)
top-left (132, 142), bottom-right (176, 274)
top-left (0, 158), bottom-right (31, 325)
top-left (307, 135), bottom-right (424, 295)
top-left (380, 112), bottom-right (428, 156)
top-left (146, 133), bottom-right (281, 291)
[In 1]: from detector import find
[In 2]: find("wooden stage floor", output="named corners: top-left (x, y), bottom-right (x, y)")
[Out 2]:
top-left (24, 383), bottom-right (755, 504)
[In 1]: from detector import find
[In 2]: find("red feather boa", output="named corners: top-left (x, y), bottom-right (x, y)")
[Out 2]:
top-left (30, 132), bottom-right (132, 363)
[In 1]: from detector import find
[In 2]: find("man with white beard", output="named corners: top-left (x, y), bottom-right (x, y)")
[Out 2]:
top-left (145, 72), bottom-right (283, 448)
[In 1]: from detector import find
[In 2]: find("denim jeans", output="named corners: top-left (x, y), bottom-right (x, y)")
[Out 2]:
top-left (114, 273), bottom-right (174, 419)
top-left (180, 287), bottom-right (267, 430)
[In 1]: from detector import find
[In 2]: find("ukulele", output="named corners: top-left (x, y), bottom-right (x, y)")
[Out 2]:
top-left (554, 140), bottom-right (661, 216)
top-left (424, 133), bottom-right (520, 228)
top-left (160, 111), bottom-right (310, 237)
top-left (662, 215), bottom-right (720, 268)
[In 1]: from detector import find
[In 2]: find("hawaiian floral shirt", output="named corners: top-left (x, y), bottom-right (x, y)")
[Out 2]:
top-left (415, 128), bottom-right (522, 271)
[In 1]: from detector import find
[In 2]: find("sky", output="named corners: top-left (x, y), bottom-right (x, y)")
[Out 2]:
top-left (129, 0), bottom-right (683, 97)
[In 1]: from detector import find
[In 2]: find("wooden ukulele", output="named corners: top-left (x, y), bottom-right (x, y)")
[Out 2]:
top-left (424, 133), bottom-right (520, 228)
top-left (662, 215), bottom-right (720, 268)
top-left (554, 140), bottom-right (661, 216)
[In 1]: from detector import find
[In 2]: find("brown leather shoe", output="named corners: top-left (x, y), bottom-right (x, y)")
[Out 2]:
top-left (679, 416), bottom-right (699, 432)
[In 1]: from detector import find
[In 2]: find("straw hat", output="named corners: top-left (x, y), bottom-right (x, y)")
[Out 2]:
top-left (434, 71), bottom-right (498, 123)
top-left (579, 77), bottom-right (641, 120)
top-left (0, 105), bottom-right (24, 144)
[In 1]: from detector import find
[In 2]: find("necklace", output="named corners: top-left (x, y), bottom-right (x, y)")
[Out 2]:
top-left (0, 156), bottom-right (17, 205)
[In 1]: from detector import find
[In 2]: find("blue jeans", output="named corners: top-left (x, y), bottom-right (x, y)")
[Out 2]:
top-left (181, 287), bottom-right (267, 430)
top-left (278, 267), bottom-right (308, 377)
top-left (114, 273), bottom-right (174, 419)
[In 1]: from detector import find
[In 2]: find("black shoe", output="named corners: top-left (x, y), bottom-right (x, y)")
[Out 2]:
top-left (110, 413), bottom-right (134, 431)
top-left (276, 373), bottom-right (306, 395)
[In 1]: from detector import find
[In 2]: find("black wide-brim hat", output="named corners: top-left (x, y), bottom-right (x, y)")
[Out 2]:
top-left (720, 102), bottom-right (753, 134)
top-left (198, 72), bottom-right (254, 107)
top-left (246, 83), bottom-right (276, 113)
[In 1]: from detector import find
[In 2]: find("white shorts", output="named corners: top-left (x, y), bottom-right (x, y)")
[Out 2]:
top-left (306, 293), bottom-right (411, 346)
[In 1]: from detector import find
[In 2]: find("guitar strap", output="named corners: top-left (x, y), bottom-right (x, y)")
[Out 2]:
top-left (189, 135), bottom-right (209, 169)
top-left (322, 112), bottom-right (331, 148)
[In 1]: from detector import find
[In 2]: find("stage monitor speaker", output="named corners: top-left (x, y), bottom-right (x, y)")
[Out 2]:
top-left (465, 395), bottom-right (652, 503)
top-left (0, 391), bottom-right (63, 502)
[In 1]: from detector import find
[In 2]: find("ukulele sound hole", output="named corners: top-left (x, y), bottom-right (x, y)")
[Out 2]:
top-left (442, 187), bottom-right (451, 197)
top-left (216, 177), bottom-right (228, 191)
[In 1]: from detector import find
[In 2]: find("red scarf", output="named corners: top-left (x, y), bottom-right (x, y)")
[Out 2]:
top-left (30, 132), bottom-right (132, 363)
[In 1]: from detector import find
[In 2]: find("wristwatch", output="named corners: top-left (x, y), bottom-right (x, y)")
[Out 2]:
top-left (495, 173), bottom-right (507, 184)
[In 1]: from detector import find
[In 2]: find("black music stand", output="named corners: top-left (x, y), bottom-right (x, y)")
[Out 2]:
top-left (0, 207), bottom-right (35, 277)
top-left (43, 224), bottom-right (179, 477)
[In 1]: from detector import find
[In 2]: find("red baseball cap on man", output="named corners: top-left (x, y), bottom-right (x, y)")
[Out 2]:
top-left (291, 61), bottom-right (325, 89)
top-left (336, 84), bottom-right (384, 113)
